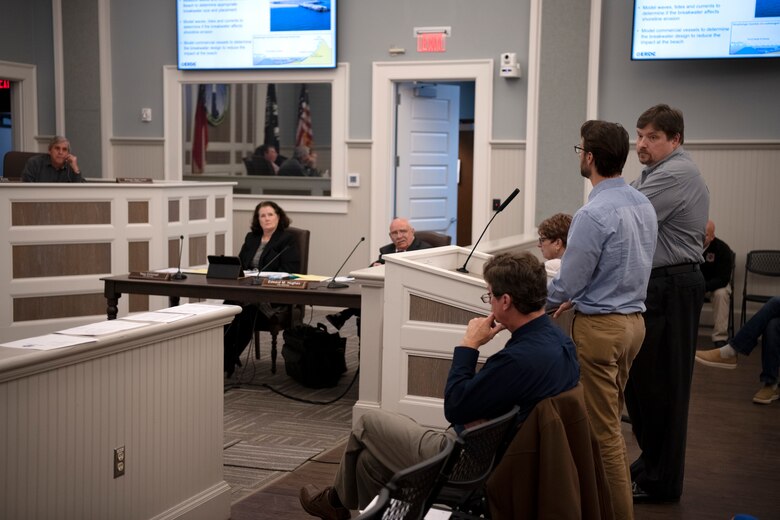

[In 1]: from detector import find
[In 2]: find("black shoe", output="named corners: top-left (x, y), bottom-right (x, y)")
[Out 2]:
top-left (713, 340), bottom-right (727, 348)
top-left (326, 312), bottom-right (348, 331)
top-left (632, 482), bottom-right (679, 504)
top-left (299, 485), bottom-right (350, 520)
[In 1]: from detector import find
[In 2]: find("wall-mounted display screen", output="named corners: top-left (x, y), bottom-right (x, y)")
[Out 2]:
top-left (177, 0), bottom-right (336, 70)
top-left (632, 0), bottom-right (780, 60)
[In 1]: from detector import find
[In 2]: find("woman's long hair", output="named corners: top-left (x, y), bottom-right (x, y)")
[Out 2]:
top-left (250, 201), bottom-right (291, 234)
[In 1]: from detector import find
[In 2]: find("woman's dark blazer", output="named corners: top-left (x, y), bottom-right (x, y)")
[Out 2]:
top-left (237, 227), bottom-right (301, 273)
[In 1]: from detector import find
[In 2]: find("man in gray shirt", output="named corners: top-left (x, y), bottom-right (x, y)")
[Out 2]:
top-left (22, 135), bottom-right (85, 183)
top-left (625, 104), bottom-right (709, 503)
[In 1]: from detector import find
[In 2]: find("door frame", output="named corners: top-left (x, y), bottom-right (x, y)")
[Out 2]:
top-left (370, 59), bottom-right (493, 256)
top-left (0, 61), bottom-right (38, 151)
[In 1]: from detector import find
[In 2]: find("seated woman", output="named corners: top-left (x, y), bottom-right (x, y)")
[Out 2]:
top-left (224, 201), bottom-right (300, 377)
top-left (537, 213), bottom-right (572, 280)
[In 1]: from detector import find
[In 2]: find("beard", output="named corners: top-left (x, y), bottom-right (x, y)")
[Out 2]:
top-left (580, 164), bottom-right (591, 179)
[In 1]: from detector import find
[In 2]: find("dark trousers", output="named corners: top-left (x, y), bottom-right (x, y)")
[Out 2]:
top-left (624, 269), bottom-right (705, 499)
top-left (223, 303), bottom-right (270, 370)
top-left (732, 296), bottom-right (780, 385)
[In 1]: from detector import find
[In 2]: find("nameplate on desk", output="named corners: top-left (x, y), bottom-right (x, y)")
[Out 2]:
top-left (129, 271), bottom-right (172, 281)
top-left (261, 278), bottom-right (309, 289)
top-left (116, 177), bottom-right (154, 183)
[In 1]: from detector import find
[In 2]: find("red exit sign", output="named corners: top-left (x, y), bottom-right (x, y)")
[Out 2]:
top-left (0, 80), bottom-right (10, 89)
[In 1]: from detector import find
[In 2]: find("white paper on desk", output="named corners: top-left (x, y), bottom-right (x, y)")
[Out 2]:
top-left (57, 320), bottom-right (149, 336)
top-left (121, 311), bottom-right (192, 323)
top-left (157, 303), bottom-right (227, 315)
top-left (1, 334), bottom-right (98, 350)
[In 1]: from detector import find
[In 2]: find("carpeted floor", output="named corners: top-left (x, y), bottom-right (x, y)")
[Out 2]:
top-left (222, 307), bottom-right (359, 503)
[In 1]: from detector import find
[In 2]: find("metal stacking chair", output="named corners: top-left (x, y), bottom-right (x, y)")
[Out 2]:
top-left (356, 437), bottom-right (455, 520)
top-left (428, 406), bottom-right (521, 518)
top-left (740, 250), bottom-right (780, 327)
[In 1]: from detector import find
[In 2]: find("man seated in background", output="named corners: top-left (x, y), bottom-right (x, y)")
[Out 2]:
top-left (326, 217), bottom-right (431, 330)
top-left (696, 296), bottom-right (780, 405)
top-left (22, 135), bottom-right (85, 183)
top-left (300, 252), bottom-right (580, 520)
top-left (249, 144), bottom-right (279, 175)
top-left (701, 220), bottom-right (734, 347)
top-left (278, 146), bottom-right (310, 176)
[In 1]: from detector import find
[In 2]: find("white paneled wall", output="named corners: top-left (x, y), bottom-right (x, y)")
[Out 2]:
top-left (0, 317), bottom-right (232, 520)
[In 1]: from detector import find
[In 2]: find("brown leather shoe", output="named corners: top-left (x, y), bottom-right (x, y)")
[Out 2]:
top-left (299, 485), bottom-right (351, 520)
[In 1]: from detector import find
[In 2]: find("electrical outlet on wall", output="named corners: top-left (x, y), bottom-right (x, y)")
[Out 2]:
top-left (114, 446), bottom-right (126, 478)
top-left (347, 173), bottom-right (360, 187)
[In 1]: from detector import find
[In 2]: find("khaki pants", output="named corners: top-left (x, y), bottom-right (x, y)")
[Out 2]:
top-left (573, 312), bottom-right (645, 520)
top-left (707, 286), bottom-right (731, 342)
top-left (334, 409), bottom-right (452, 510)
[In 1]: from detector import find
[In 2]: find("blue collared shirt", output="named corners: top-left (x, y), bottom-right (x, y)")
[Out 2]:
top-left (547, 177), bottom-right (657, 315)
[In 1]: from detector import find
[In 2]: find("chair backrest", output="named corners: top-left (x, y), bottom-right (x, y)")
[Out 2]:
top-left (741, 250), bottom-right (780, 326)
top-left (3, 151), bottom-right (39, 179)
top-left (744, 250), bottom-right (780, 278)
top-left (357, 437), bottom-right (454, 520)
top-left (430, 405), bottom-right (520, 509)
top-left (243, 156), bottom-right (275, 176)
top-left (285, 226), bottom-right (310, 274)
top-left (415, 231), bottom-right (452, 248)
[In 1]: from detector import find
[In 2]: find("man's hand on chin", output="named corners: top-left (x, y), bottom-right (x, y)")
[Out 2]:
top-left (461, 313), bottom-right (505, 349)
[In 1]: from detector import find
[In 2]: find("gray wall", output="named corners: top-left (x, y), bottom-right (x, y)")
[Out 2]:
top-left (107, 0), bottom-right (529, 140)
top-left (63, 0), bottom-right (101, 176)
top-left (535, 0), bottom-right (591, 222)
top-left (0, 0), bottom-right (56, 137)
top-left (599, 0), bottom-right (780, 139)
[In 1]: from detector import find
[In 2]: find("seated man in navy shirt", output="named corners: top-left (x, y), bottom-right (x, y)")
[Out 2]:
top-left (22, 135), bottom-right (85, 183)
top-left (299, 252), bottom-right (580, 520)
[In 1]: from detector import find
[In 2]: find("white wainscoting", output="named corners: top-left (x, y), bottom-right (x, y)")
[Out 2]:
top-left (0, 307), bottom-right (238, 520)
top-left (111, 138), bottom-right (166, 180)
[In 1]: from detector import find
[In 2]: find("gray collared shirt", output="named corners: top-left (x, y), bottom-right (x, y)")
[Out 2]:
top-left (630, 146), bottom-right (709, 268)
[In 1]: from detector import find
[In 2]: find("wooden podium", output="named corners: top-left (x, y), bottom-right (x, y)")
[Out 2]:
top-left (357, 246), bottom-right (512, 429)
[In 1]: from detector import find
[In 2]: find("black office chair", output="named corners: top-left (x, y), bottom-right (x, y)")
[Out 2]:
top-left (252, 227), bottom-right (310, 373)
top-left (740, 250), bottom-right (780, 327)
top-left (2, 151), bottom-right (38, 180)
top-left (415, 231), bottom-right (452, 248)
top-left (428, 406), bottom-right (520, 518)
top-left (243, 156), bottom-right (276, 176)
top-left (356, 437), bottom-right (455, 520)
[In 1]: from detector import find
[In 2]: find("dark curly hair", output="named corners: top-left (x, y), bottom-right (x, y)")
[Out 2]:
top-left (538, 213), bottom-right (572, 247)
top-left (250, 201), bottom-right (291, 234)
top-left (483, 252), bottom-right (547, 314)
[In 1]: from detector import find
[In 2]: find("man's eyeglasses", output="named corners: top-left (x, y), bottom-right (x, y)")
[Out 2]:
top-left (538, 236), bottom-right (551, 245)
top-left (574, 145), bottom-right (586, 155)
top-left (481, 292), bottom-right (493, 304)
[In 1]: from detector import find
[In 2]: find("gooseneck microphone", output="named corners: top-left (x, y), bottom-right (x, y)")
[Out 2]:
top-left (252, 245), bottom-right (290, 285)
top-left (327, 237), bottom-right (365, 289)
top-left (172, 235), bottom-right (187, 280)
top-left (457, 188), bottom-right (520, 274)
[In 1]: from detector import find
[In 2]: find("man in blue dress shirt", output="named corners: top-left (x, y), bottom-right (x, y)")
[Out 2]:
top-left (548, 120), bottom-right (657, 519)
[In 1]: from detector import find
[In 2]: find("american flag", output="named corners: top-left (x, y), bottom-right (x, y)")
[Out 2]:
top-left (191, 84), bottom-right (208, 174)
top-left (295, 84), bottom-right (313, 148)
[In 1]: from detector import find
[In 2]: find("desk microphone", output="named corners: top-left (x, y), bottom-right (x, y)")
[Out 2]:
top-left (457, 188), bottom-right (520, 274)
top-left (172, 235), bottom-right (187, 280)
top-left (252, 245), bottom-right (290, 285)
top-left (327, 237), bottom-right (365, 289)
